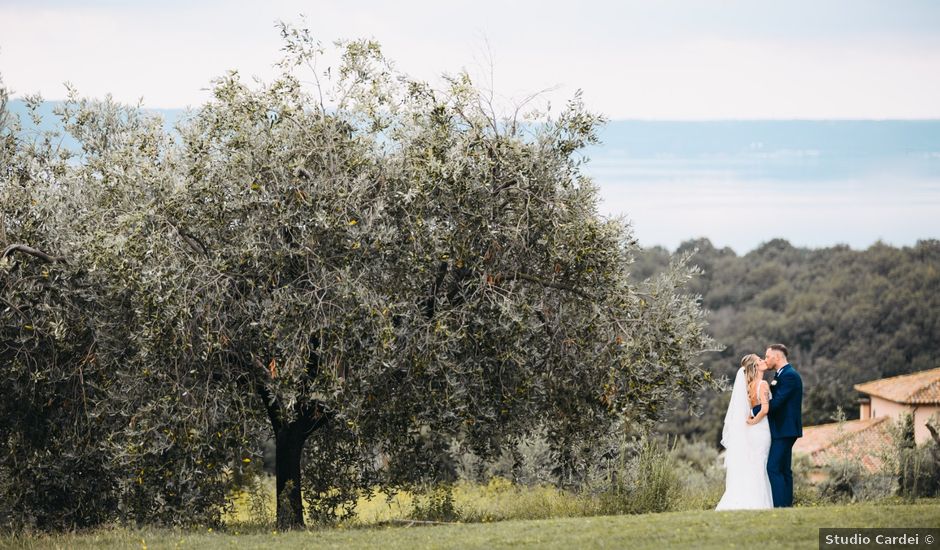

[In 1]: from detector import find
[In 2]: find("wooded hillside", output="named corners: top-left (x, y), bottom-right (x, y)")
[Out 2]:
top-left (633, 238), bottom-right (940, 444)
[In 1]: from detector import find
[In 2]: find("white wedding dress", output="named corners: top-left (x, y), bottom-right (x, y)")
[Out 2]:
top-left (715, 367), bottom-right (774, 510)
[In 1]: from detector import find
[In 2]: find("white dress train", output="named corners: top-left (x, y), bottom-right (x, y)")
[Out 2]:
top-left (715, 369), bottom-right (774, 510)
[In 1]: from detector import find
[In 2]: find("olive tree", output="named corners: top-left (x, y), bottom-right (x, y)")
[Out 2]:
top-left (159, 28), bottom-right (717, 527)
top-left (0, 81), bottom-right (253, 529)
top-left (1, 26), bottom-right (717, 530)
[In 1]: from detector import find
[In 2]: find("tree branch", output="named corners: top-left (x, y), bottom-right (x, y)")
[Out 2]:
top-left (178, 228), bottom-right (209, 258)
top-left (421, 260), bottom-right (450, 319)
top-left (249, 354), bottom-right (283, 432)
top-left (300, 402), bottom-right (330, 437)
top-left (511, 270), bottom-right (592, 301)
top-left (256, 379), bottom-right (283, 433)
top-left (1, 244), bottom-right (67, 264)
top-left (926, 421), bottom-right (940, 447)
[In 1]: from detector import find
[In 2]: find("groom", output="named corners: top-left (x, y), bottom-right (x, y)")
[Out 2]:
top-left (764, 343), bottom-right (802, 507)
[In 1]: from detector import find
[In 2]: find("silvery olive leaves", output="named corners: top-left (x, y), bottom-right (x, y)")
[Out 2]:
top-left (0, 25), bottom-right (717, 530)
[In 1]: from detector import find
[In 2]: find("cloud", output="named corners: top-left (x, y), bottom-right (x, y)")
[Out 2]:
top-left (2, 1), bottom-right (938, 116)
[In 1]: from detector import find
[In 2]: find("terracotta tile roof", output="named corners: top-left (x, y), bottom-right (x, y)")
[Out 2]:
top-left (854, 367), bottom-right (940, 404)
top-left (793, 417), bottom-right (894, 473)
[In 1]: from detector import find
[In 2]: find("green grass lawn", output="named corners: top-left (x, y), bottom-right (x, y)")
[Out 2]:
top-left (5, 500), bottom-right (939, 550)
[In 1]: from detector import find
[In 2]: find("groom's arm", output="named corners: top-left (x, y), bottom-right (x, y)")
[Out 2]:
top-left (768, 374), bottom-right (801, 417)
top-left (746, 383), bottom-right (771, 425)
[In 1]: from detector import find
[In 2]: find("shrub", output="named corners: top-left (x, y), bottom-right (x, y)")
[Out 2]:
top-left (817, 459), bottom-right (866, 502)
top-left (513, 425), bottom-right (560, 487)
top-left (627, 438), bottom-right (683, 513)
top-left (898, 442), bottom-right (940, 499)
top-left (670, 439), bottom-right (724, 510)
top-left (595, 437), bottom-right (682, 515)
top-left (407, 484), bottom-right (461, 522)
top-left (888, 413), bottom-right (940, 500)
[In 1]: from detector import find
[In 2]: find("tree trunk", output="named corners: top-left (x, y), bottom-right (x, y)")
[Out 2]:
top-left (275, 421), bottom-right (309, 530)
top-left (254, 355), bottom-right (326, 530)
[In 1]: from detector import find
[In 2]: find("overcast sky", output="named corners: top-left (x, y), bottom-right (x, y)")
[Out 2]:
top-left (2, 0), bottom-right (939, 118)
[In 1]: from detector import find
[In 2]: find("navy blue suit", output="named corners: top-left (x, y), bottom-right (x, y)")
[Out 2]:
top-left (766, 363), bottom-right (802, 507)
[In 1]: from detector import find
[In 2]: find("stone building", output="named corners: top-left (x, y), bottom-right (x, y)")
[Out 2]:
top-left (793, 366), bottom-right (940, 481)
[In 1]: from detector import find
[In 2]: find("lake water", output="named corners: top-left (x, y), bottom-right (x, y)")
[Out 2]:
top-left (584, 121), bottom-right (940, 252)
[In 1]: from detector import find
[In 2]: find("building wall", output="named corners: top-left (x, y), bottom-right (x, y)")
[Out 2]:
top-left (869, 396), bottom-right (940, 445)
top-left (914, 405), bottom-right (940, 445)
top-left (870, 396), bottom-right (910, 421)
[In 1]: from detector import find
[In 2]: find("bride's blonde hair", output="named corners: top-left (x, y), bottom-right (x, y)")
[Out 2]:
top-left (741, 354), bottom-right (761, 404)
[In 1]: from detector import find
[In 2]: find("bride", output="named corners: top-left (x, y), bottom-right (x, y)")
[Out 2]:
top-left (715, 354), bottom-right (774, 510)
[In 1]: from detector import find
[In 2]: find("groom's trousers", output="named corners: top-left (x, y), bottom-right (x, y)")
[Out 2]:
top-left (767, 437), bottom-right (797, 507)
